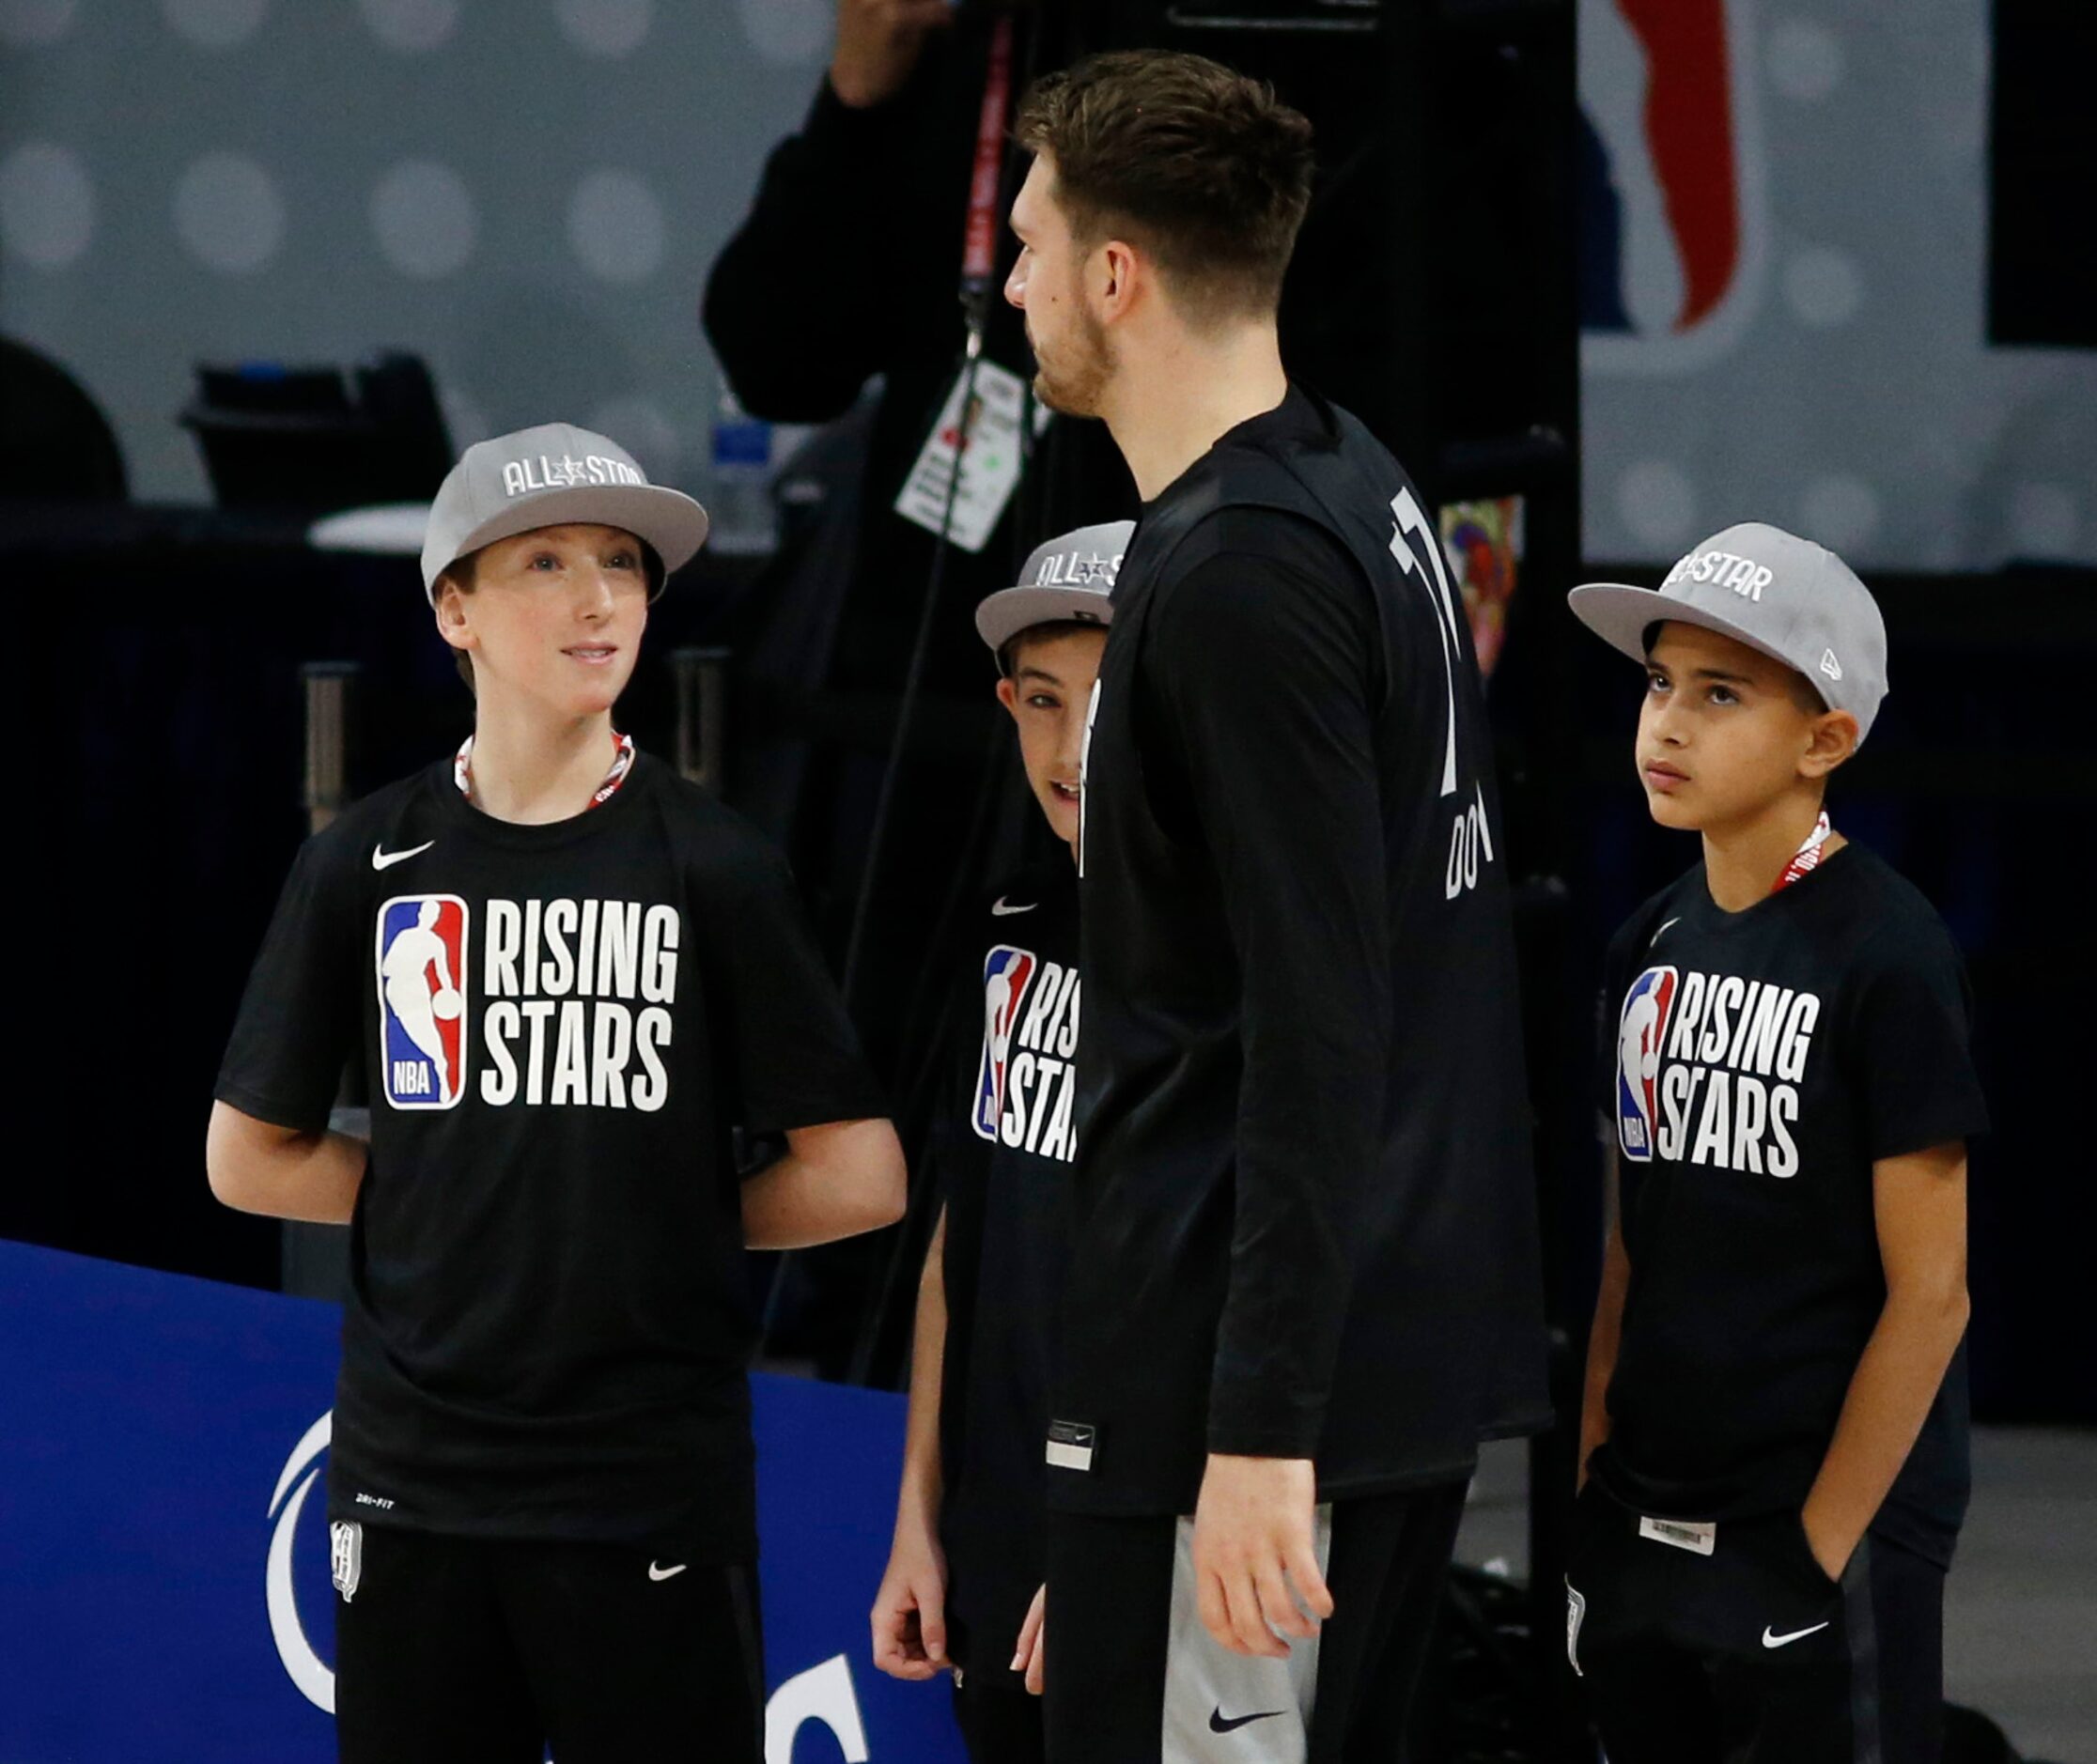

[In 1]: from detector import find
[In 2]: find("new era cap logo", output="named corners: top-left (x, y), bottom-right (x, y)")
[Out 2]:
top-left (1819, 648), bottom-right (1843, 681)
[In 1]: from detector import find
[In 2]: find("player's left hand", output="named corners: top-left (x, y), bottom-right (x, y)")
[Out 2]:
top-left (1013, 1583), bottom-right (1047, 1695)
top-left (870, 1524), bottom-right (950, 1680)
top-left (1191, 1454), bottom-right (1333, 1658)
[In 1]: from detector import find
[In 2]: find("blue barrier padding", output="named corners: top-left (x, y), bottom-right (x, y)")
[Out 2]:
top-left (0, 1241), bottom-right (968, 1763)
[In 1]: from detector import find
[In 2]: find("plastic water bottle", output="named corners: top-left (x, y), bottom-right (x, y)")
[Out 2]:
top-left (707, 391), bottom-right (775, 556)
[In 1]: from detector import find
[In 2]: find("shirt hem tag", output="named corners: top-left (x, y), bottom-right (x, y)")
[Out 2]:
top-left (1638, 1515), bottom-right (1716, 1555)
top-left (1045, 1420), bottom-right (1095, 1473)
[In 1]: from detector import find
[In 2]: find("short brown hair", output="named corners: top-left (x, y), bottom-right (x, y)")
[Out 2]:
top-left (1015, 50), bottom-right (1314, 325)
top-left (998, 617), bottom-right (1109, 679)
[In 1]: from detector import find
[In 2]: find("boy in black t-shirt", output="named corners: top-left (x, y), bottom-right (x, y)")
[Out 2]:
top-left (1565, 524), bottom-right (1988, 1764)
top-left (207, 423), bottom-right (906, 1764)
top-left (869, 522), bottom-right (1126, 1764)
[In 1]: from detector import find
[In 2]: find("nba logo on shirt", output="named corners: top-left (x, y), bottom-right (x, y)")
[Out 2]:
top-left (376, 894), bottom-right (470, 1110)
top-left (972, 946), bottom-right (1036, 1141)
top-left (1616, 965), bottom-right (1679, 1161)
top-left (1581, 0), bottom-right (1765, 373)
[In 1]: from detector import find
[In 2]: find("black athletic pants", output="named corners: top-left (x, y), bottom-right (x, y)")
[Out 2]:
top-left (1568, 1484), bottom-right (1947, 1764)
top-left (954, 1667), bottom-right (1047, 1764)
top-left (333, 1524), bottom-right (764, 1764)
top-left (1043, 1481), bottom-right (1467, 1763)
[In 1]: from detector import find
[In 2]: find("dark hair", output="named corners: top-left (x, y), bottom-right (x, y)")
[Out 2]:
top-left (1015, 50), bottom-right (1314, 325)
top-left (998, 618), bottom-right (1109, 679)
top-left (433, 536), bottom-right (666, 696)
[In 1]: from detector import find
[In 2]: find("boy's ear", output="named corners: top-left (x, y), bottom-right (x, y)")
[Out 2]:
top-left (433, 580), bottom-right (472, 654)
top-left (995, 676), bottom-right (1021, 720)
top-left (1799, 707), bottom-right (1859, 781)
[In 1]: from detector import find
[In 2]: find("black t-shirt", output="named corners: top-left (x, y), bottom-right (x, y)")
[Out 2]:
top-left (1058, 387), bottom-right (1549, 1517)
top-left (214, 752), bottom-right (885, 1561)
top-left (933, 861), bottom-right (1079, 1668)
top-left (1591, 842), bottom-right (1989, 1565)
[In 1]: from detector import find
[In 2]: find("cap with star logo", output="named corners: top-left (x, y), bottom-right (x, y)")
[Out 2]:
top-left (1568, 521), bottom-right (1889, 741)
top-left (975, 519), bottom-right (1134, 657)
top-left (419, 422), bottom-right (709, 604)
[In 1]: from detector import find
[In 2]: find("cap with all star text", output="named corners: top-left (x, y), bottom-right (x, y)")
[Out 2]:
top-left (1567, 521), bottom-right (1889, 741)
top-left (975, 519), bottom-right (1134, 658)
top-left (419, 422), bottom-right (709, 604)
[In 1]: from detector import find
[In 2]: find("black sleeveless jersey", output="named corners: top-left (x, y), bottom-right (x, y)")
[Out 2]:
top-left (1054, 386), bottom-right (1549, 1515)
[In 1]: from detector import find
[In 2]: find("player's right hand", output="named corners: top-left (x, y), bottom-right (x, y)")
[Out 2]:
top-left (831, 0), bottom-right (954, 109)
top-left (870, 1525), bottom-right (950, 1680)
top-left (1191, 1453), bottom-right (1332, 1659)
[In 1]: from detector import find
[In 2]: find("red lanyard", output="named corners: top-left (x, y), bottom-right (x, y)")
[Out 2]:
top-left (1772, 811), bottom-right (1833, 892)
top-left (960, 16), bottom-right (1017, 303)
top-left (454, 731), bottom-right (634, 811)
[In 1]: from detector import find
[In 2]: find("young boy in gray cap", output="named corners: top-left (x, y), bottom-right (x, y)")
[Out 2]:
top-left (207, 423), bottom-right (906, 1763)
top-left (870, 520), bottom-right (1126, 1764)
top-left (1566, 524), bottom-right (1987, 1764)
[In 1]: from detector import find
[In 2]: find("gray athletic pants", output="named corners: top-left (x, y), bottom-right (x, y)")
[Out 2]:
top-left (1043, 1481), bottom-right (1467, 1763)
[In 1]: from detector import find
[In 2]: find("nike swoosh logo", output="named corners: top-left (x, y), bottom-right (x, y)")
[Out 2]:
top-left (1762, 1620), bottom-right (1830, 1649)
top-left (990, 897), bottom-right (1036, 916)
top-left (1209, 1709), bottom-right (1285, 1734)
top-left (371, 841), bottom-right (434, 872)
top-left (647, 1561), bottom-right (688, 1582)
top-left (1650, 916), bottom-right (1681, 945)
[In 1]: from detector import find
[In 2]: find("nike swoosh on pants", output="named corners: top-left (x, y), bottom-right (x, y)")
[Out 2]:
top-left (1209, 1708), bottom-right (1284, 1734)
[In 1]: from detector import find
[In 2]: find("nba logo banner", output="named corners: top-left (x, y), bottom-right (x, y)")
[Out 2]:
top-left (1616, 965), bottom-right (1678, 1161)
top-left (1581, 0), bottom-right (1765, 373)
top-left (972, 946), bottom-right (1035, 1142)
top-left (376, 894), bottom-right (469, 1110)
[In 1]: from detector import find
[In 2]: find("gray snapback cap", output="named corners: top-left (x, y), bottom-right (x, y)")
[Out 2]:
top-left (420, 422), bottom-right (709, 604)
top-left (1568, 521), bottom-right (1889, 740)
top-left (975, 519), bottom-right (1134, 654)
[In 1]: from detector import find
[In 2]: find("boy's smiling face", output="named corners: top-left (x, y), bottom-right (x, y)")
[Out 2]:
top-left (1638, 621), bottom-right (1857, 832)
top-left (436, 523), bottom-right (648, 719)
top-left (997, 625), bottom-right (1109, 854)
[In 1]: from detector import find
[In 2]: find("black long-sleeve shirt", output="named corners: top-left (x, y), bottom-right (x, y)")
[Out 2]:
top-left (701, 42), bottom-right (1132, 630)
top-left (704, 72), bottom-right (965, 428)
top-left (700, 40), bottom-right (1132, 1075)
top-left (1054, 388), bottom-right (1550, 1514)
top-left (1146, 521), bottom-right (1389, 1457)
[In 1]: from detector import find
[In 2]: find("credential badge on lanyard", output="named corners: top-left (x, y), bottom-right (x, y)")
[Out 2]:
top-left (893, 17), bottom-right (1050, 554)
top-left (894, 359), bottom-right (1048, 553)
